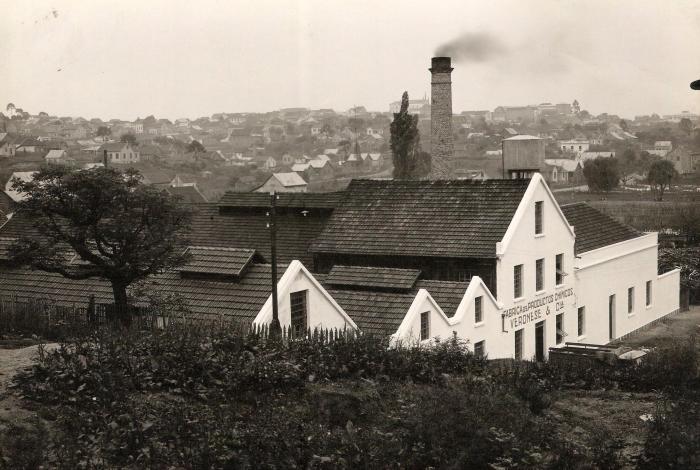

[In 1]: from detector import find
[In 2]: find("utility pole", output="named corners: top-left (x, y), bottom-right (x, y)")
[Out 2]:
top-left (268, 191), bottom-right (281, 337)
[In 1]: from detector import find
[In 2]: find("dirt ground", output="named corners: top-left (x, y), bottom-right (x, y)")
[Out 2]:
top-left (617, 305), bottom-right (700, 349)
top-left (0, 343), bottom-right (58, 427)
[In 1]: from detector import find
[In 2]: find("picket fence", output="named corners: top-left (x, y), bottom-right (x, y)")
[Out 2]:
top-left (0, 295), bottom-right (358, 343)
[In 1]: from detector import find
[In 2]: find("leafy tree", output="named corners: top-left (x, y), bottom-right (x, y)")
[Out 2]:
top-left (659, 247), bottom-right (700, 305)
top-left (619, 149), bottom-right (637, 183)
top-left (120, 133), bottom-right (136, 144)
top-left (619, 119), bottom-right (628, 132)
top-left (583, 157), bottom-right (620, 192)
top-left (187, 140), bottom-right (206, 160)
top-left (679, 118), bottom-right (693, 135)
top-left (572, 99), bottom-right (580, 114)
top-left (143, 115), bottom-right (157, 126)
top-left (97, 126), bottom-right (111, 137)
top-left (8, 166), bottom-right (192, 324)
top-left (647, 160), bottom-right (678, 201)
top-left (390, 91), bottom-right (425, 179)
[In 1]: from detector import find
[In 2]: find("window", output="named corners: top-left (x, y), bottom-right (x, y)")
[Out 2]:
top-left (556, 313), bottom-right (564, 344)
top-left (555, 254), bottom-right (564, 285)
top-left (474, 340), bottom-right (485, 358)
top-left (536, 258), bottom-right (544, 291)
top-left (628, 287), bottom-right (635, 314)
top-left (609, 294), bottom-right (616, 340)
top-left (535, 201), bottom-right (544, 234)
top-left (514, 264), bottom-right (523, 298)
top-left (514, 329), bottom-right (523, 360)
top-left (474, 296), bottom-right (483, 323)
top-left (577, 307), bottom-right (585, 336)
top-left (646, 281), bottom-right (652, 306)
top-left (290, 290), bottom-right (308, 337)
top-left (420, 312), bottom-right (430, 340)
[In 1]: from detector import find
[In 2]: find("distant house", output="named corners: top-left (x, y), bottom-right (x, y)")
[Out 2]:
top-left (97, 142), bottom-right (140, 164)
top-left (166, 185), bottom-right (208, 204)
top-left (281, 153), bottom-right (296, 166)
top-left (647, 141), bottom-right (673, 157)
top-left (664, 147), bottom-right (700, 175)
top-left (45, 149), bottom-right (68, 164)
top-left (254, 172), bottom-right (308, 193)
top-left (544, 159), bottom-right (583, 184)
top-left (367, 153), bottom-right (383, 168)
top-left (558, 139), bottom-right (590, 155)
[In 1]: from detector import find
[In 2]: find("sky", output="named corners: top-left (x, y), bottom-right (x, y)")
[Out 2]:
top-left (1, 0), bottom-right (699, 120)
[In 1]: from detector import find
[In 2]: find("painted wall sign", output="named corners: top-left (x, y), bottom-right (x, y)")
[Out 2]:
top-left (502, 288), bottom-right (574, 330)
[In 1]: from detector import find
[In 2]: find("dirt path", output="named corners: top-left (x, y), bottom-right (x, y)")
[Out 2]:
top-left (0, 343), bottom-right (58, 424)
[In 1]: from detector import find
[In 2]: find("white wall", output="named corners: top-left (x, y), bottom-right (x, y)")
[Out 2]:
top-left (573, 233), bottom-right (680, 344)
top-left (495, 174), bottom-right (576, 360)
top-left (254, 261), bottom-right (356, 332)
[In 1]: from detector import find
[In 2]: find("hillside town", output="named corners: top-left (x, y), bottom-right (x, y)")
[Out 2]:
top-left (1, 1), bottom-right (699, 467)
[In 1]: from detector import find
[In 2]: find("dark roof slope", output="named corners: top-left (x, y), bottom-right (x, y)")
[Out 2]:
top-left (218, 191), bottom-right (343, 209)
top-left (180, 247), bottom-right (257, 277)
top-left (0, 263), bottom-right (287, 323)
top-left (189, 204), bottom-right (328, 266)
top-left (311, 179), bottom-right (530, 259)
top-left (561, 202), bottom-right (641, 254)
top-left (324, 278), bottom-right (468, 336)
top-left (325, 265), bottom-right (421, 291)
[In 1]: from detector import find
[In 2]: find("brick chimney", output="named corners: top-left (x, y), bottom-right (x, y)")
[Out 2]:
top-left (429, 56), bottom-right (454, 178)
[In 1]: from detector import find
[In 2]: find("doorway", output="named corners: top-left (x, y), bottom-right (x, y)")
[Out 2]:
top-left (608, 294), bottom-right (616, 341)
top-left (535, 320), bottom-right (546, 361)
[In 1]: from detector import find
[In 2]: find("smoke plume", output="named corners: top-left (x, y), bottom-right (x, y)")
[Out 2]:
top-left (435, 32), bottom-right (507, 63)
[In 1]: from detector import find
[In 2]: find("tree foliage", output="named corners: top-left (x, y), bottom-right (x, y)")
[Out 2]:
top-left (583, 157), bottom-right (620, 192)
top-left (120, 133), bottom-right (136, 144)
top-left (679, 118), bottom-right (693, 135)
top-left (647, 160), bottom-right (678, 201)
top-left (390, 91), bottom-right (429, 179)
top-left (8, 166), bottom-right (192, 324)
top-left (96, 126), bottom-right (111, 137)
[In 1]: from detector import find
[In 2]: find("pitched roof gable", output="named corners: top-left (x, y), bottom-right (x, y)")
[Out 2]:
top-left (560, 202), bottom-right (642, 254)
top-left (310, 179), bottom-right (531, 259)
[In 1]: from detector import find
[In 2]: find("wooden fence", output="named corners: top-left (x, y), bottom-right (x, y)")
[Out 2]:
top-left (0, 295), bottom-right (358, 342)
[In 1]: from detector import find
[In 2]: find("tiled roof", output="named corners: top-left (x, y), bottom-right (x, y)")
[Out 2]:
top-left (325, 265), bottom-right (421, 291)
top-left (310, 179), bottom-right (530, 259)
top-left (166, 185), bottom-right (208, 204)
top-left (561, 203), bottom-right (641, 254)
top-left (324, 278), bottom-right (468, 336)
top-left (0, 237), bottom-right (15, 260)
top-left (272, 172), bottom-right (307, 187)
top-left (218, 192), bottom-right (343, 209)
top-left (180, 247), bottom-right (256, 277)
top-left (189, 204), bottom-right (329, 266)
top-left (0, 263), bottom-right (287, 323)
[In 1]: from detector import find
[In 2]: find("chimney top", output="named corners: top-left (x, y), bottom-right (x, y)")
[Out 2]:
top-left (430, 56), bottom-right (453, 73)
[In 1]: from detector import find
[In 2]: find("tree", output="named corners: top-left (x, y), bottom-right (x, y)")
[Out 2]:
top-left (619, 119), bottom-right (628, 132)
top-left (659, 247), bottom-right (700, 306)
top-left (187, 140), bottom-right (206, 160)
top-left (390, 91), bottom-right (424, 179)
top-left (8, 166), bottom-right (192, 325)
top-left (679, 118), bottom-right (693, 135)
top-left (572, 99), bottom-right (580, 114)
top-left (619, 149), bottom-right (637, 183)
top-left (647, 160), bottom-right (678, 201)
top-left (120, 133), bottom-right (136, 145)
top-left (583, 157), bottom-right (620, 192)
top-left (97, 126), bottom-right (111, 137)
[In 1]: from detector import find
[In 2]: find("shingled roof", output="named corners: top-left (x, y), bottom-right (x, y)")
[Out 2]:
top-left (325, 265), bottom-right (421, 291)
top-left (310, 179), bottom-right (531, 259)
top-left (561, 202), bottom-right (642, 254)
top-left (0, 263), bottom-right (287, 323)
top-left (179, 247), bottom-right (258, 277)
top-left (324, 278), bottom-right (468, 336)
top-left (218, 191), bottom-right (343, 209)
top-left (189, 204), bottom-right (329, 266)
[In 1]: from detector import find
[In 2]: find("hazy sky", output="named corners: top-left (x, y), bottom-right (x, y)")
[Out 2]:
top-left (2, 0), bottom-right (699, 120)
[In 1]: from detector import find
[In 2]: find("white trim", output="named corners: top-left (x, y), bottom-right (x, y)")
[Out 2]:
top-left (575, 239), bottom-right (658, 270)
top-left (497, 174), bottom-right (575, 256)
top-left (575, 232), bottom-right (656, 257)
top-left (252, 260), bottom-right (358, 330)
top-left (658, 268), bottom-right (680, 280)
